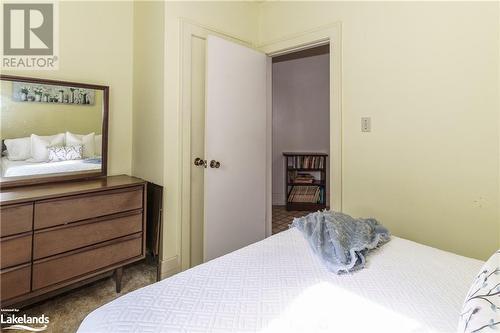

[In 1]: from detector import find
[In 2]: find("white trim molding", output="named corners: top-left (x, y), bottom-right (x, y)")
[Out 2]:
top-left (259, 22), bottom-right (343, 214)
top-left (160, 255), bottom-right (181, 279)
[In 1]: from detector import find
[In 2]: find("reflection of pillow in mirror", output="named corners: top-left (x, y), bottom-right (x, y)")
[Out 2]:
top-left (66, 132), bottom-right (95, 158)
top-left (65, 145), bottom-right (83, 160)
top-left (4, 137), bottom-right (31, 160)
top-left (94, 134), bottom-right (102, 157)
top-left (30, 134), bottom-right (65, 162)
top-left (48, 145), bottom-right (83, 162)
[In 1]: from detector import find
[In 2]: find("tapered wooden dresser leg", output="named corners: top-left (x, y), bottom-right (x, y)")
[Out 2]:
top-left (115, 267), bottom-right (123, 293)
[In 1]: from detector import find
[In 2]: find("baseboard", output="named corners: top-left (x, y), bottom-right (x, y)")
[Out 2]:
top-left (272, 192), bottom-right (286, 206)
top-left (159, 255), bottom-right (180, 279)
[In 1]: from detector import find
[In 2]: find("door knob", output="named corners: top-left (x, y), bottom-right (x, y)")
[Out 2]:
top-left (210, 160), bottom-right (221, 168)
top-left (194, 157), bottom-right (207, 168)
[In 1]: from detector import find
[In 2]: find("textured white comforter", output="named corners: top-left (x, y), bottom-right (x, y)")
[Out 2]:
top-left (78, 228), bottom-right (482, 333)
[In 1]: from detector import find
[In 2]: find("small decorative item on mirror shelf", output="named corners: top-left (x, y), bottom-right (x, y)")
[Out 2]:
top-left (12, 82), bottom-right (95, 105)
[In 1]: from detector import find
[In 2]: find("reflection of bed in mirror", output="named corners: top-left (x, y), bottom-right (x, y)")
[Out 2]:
top-left (1, 132), bottom-right (103, 179)
top-left (1, 158), bottom-right (101, 178)
top-left (0, 75), bottom-right (108, 187)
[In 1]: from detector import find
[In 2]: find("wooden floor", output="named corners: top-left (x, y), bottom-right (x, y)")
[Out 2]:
top-left (272, 205), bottom-right (314, 234)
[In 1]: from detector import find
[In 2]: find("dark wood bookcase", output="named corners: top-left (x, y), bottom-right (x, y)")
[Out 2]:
top-left (283, 152), bottom-right (328, 211)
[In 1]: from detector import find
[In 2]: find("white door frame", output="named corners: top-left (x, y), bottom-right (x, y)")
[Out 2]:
top-left (259, 23), bottom-right (343, 237)
top-left (179, 20), bottom-right (254, 271)
top-left (180, 20), bottom-right (343, 269)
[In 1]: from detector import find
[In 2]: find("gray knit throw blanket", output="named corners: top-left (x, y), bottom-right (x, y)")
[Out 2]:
top-left (291, 211), bottom-right (390, 274)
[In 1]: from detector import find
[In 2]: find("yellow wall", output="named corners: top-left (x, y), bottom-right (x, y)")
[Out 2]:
top-left (162, 1), bottom-right (259, 275)
top-left (0, 1), bottom-right (133, 175)
top-left (1, 81), bottom-right (103, 139)
top-left (158, 1), bottom-right (499, 273)
top-left (259, 1), bottom-right (499, 260)
top-left (2, 1), bottom-right (496, 274)
top-left (132, 1), bottom-right (164, 186)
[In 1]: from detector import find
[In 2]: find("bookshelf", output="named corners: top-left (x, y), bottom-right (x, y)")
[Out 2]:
top-left (283, 152), bottom-right (328, 211)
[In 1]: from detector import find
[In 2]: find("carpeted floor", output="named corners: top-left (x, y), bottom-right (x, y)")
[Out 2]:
top-left (8, 261), bottom-right (157, 333)
top-left (272, 205), bottom-right (313, 234)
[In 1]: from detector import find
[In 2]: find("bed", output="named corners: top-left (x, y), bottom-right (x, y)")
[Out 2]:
top-left (77, 228), bottom-right (482, 333)
top-left (1, 156), bottom-right (101, 178)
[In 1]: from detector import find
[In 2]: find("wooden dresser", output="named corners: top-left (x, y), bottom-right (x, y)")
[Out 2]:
top-left (0, 175), bottom-right (146, 307)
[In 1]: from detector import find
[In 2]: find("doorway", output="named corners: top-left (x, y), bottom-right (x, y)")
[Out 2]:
top-left (180, 21), bottom-right (342, 271)
top-left (271, 45), bottom-right (330, 234)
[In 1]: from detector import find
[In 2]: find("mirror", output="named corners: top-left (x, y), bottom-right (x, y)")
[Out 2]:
top-left (0, 75), bottom-right (109, 188)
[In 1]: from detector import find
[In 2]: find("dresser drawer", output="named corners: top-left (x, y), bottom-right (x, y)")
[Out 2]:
top-left (0, 233), bottom-right (32, 269)
top-left (34, 187), bottom-right (143, 229)
top-left (33, 235), bottom-right (142, 290)
top-left (1, 264), bottom-right (31, 301)
top-left (34, 212), bottom-right (143, 259)
top-left (0, 203), bottom-right (33, 237)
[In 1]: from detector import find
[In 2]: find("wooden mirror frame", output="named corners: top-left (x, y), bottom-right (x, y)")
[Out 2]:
top-left (0, 75), bottom-right (109, 189)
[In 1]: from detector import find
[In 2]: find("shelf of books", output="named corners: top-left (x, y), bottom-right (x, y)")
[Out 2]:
top-left (283, 152), bottom-right (328, 211)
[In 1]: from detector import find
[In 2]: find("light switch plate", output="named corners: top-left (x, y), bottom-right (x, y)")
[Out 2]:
top-left (361, 117), bottom-right (371, 132)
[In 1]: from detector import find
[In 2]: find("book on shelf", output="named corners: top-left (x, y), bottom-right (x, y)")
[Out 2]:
top-left (287, 155), bottom-right (326, 169)
top-left (287, 185), bottom-right (322, 203)
top-left (293, 173), bottom-right (315, 184)
top-left (284, 153), bottom-right (327, 210)
top-left (288, 171), bottom-right (323, 185)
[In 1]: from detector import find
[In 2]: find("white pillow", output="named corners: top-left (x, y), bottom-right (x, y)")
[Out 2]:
top-left (457, 250), bottom-right (500, 332)
top-left (66, 132), bottom-right (95, 158)
top-left (30, 133), bottom-right (65, 162)
top-left (94, 134), bottom-right (102, 157)
top-left (4, 137), bottom-right (31, 160)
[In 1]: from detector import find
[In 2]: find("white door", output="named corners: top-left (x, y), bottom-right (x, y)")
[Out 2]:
top-left (204, 35), bottom-right (267, 261)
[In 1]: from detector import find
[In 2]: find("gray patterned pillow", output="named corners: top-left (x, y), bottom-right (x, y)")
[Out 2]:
top-left (48, 145), bottom-right (83, 162)
top-left (458, 250), bottom-right (500, 332)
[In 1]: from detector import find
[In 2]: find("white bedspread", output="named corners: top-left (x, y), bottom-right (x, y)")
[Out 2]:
top-left (78, 229), bottom-right (482, 333)
top-left (1, 157), bottom-right (101, 178)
